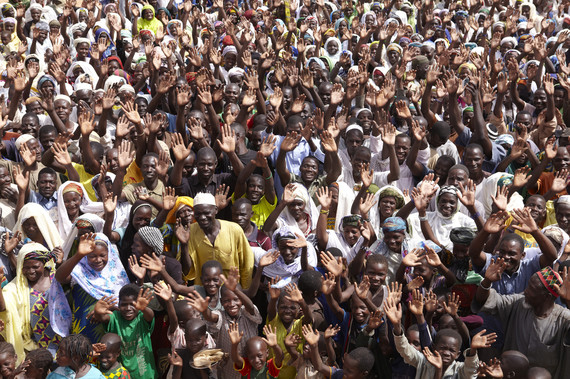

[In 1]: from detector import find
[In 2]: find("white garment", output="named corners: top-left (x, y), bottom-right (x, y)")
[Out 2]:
top-left (15, 203), bottom-right (63, 249)
top-left (56, 182), bottom-right (104, 241)
top-left (408, 210), bottom-right (476, 251)
top-left (326, 232), bottom-right (365, 264)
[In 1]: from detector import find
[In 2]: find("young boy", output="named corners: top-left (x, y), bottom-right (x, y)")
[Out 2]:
top-left (94, 284), bottom-right (156, 379)
top-left (170, 318), bottom-right (214, 378)
top-left (229, 322), bottom-right (283, 379)
top-left (385, 296), bottom-right (496, 378)
top-left (97, 333), bottom-right (131, 379)
top-left (186, 267), bottom-right (262, 379)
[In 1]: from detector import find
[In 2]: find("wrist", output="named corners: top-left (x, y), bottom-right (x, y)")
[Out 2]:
top-left (480, 278), bottom-right (492, 290)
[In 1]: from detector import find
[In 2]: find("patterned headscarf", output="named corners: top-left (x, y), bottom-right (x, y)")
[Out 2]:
top-left (536, 266), bottom-right (562, 298)
top-left (271, 225), bottom-right (297, 250)
top-left (137, 226), bottom-right (164, 255)
top-left (379, 186), bottom-right (405, 209)
top-left (341, 215), bottom-right (361, 229)
top-left (382, 217), bottom-right (407, 233)
top-left (23, 249), bottom-right (57, 263)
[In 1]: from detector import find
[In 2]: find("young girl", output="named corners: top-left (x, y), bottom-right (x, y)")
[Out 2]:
top-left (47, 334), bottom-right (105, 379)
top-left (24, 348), bottom-right (56, 379)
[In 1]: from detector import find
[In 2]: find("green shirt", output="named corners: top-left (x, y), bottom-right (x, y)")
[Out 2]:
top-left (107, 311), bottom-right (156, 379)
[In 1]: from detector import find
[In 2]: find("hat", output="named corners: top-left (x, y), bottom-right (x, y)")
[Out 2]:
top-left (450, 227), bottom-right (477, 245)
top-left (137, 226), bottom-right (164, 255)
top-left (194, 192), bottom-right (217, 207)
top-left (15, 134), bottom-right (34, 150)
top-left (536, 266), bottom-right (562, 298)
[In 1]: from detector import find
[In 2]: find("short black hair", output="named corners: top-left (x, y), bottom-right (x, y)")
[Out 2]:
top-left (38, 124), bottom-right (57, 136)
top-left (62, 334), bottom-right (93, 366)
top-left (366, 254), bottom-right (388, 268)
top-left (38, 167), bottom-right (57, 179)
top-left (100, 333), bottom-right (122, 353)
top-left (298, 270), bottom-right (323, 296)
top-left (119, 283), bottom-right (140, 301)
top-left (201, 260), bottom-right (223, 273)
top-left (347, 347), bottom-right (375, 374)
top-left (0, 342), bottom-right (15, 356)
top-left (434, 328), bottom-right (462, 348)
top-left (233, 198), bottom-right (252, 209)
top-left (500, 233), bottom-right (525, 252)
top-left (26, 348), bottom-right (52, 378)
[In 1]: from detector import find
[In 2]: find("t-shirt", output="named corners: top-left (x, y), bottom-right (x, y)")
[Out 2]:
top-left (235, 357), bottom-right (281, 379)
top-left (101, 364), bottom-right (131, 379)
top-left (107, 311), bottom-right (156, 379)
top-left (231, 193), bottom-right (277, 228)
top-left (267, 315), bottom-right (304, 379)
top-left (70, 163), bottom-right (97, 201)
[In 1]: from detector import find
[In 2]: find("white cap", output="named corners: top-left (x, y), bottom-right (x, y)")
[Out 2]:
top-left (194, 192), bottom-right (217, 207)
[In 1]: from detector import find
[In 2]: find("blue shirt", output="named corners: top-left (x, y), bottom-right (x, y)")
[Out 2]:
top-left (476, 253), bottom-right (541, 295)
top-left (28, 190), bottom-right (58, 211)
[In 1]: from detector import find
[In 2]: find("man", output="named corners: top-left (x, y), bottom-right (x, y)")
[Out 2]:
top-left (232, 198), bottom-right (272, 254)
top-left (473, 264), bottom-right (570, 378)
top-left (185, 192), bottom-right (254, 288)
top-left (121, 153), bottom-right (165, 217)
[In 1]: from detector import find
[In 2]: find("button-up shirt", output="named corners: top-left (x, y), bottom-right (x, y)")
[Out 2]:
top-left (476, 253), bottom-right (541, 294)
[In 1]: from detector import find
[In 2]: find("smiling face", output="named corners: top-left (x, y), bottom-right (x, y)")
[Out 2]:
top-left (22, 259), bottom-right (46, 284)
top-left (437, 192), bottom-right (458, 218)
top-left (201, 266), bottom-right (222, 296)
top-left (131, 232), bottom-right (152, 257)
top-left (463, 147), bottom-right (484, 177)
top-left (364, 262), bottom-right (387, 291)
top-left (0, 167), bottom-right (10, 191)
top-left (350, 295), bottom-right (369, 324)
top-left (278, 238), bottom-right (298, 264)
top-left (119, 294), bottom-right (138, 321)
top-left (277, 296), bottom-right (299, 326)
top-left (379, 196), bottom-right (397, 218)
top-left (525, 196), bottom-right (546, 224)
top-left (245, 338), bottom-right (269, 371)
top-left (87, 243), bottom-right (109, 271)
top-left (141, 156), bottom-right (158, 184)
top-left (63, 191), bottom-right (82, 219)
top-left (221, 288), bottom-right (242, 317)
top-left (342, 225), bottom-right (361, 247)
top-left (246, 176), bottom-right (264, 204)
top-left (384, 231), bottom-right (404, 252)
top-left (496, 237), bottom-right (524, 274)
top-left (194, 204), bottom-right (218, 231)
top-left (232, 202), bottom-right (253, 230)
top-left (300, 156), bottom-right (319, 183)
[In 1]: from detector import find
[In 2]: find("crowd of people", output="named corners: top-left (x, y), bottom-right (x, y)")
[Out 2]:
top-left (0, 0), bottom-right (569, 377)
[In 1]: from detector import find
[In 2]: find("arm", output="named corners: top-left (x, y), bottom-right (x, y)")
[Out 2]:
top-left (78, 112), bottom-right (101, 174)
top-left (55, 233), bottom-right (96, 283)
top-left (304, 325), bottom-right (333, 377)
top-left (315, 187), bottom-right (332, 251)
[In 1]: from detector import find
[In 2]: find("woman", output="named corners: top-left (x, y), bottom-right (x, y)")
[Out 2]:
top-left (368, 185), bottom-right (405, 239)
top-left (94, 28), bottom-right (116, 60)
top-left (152, 197), bottom-right (194, 260)
top-left (57, 182), bottom-right (104, 243)
top-left (54, 233), bottom-right (129, 343)
top-left (137, 5), bottom-right (163, 34)
top-left (409, 185), bottom-right (477, 250)
top-left (0, 243), bottom-right (66, 361)
top-left (15, 203), bottom-right (63, 250)
top-left (66, 61), bottom-right (99, 86)
top-left (61, 214), bottom-right (105, 260)
top-left (263, 184), bottom-right (318, 238)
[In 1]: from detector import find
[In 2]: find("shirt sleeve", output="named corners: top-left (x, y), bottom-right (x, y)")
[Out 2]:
top-left (460, 350), bottom-right (480, 378)
top-left (267, 358), bottom-right (281, 377)
top-left (238, 227), bottom-right (255, 289)
top-left (235, 358), bottom-right (251, 375)
top-left (393, 332), bottom-right (425, 368)
top-left (471, 289), bottom-right (523, 325)
top-left (242, 305), bottom-right (263, 325)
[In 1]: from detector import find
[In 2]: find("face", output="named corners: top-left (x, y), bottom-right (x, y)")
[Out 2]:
top-left (63, 192), bottom-right (82, 217)
top-left (141, 156), bottom-right (158, 182)
top-left (277, 297), bottom-right (299, 325)
top-left (221, 289), bottom-right (242, 317)
top-left (446, 169), bottom-right (467, 187)
top-left (357, 110), bottom-right (373, 134)
top-left (185, 330), bottom-right (206, 354)
top-left (21, 115), bottom-right (40, 136)
top-left (533, 89), bottom-right (547, 111)
top-left (379, 196), bottom-right (397, 218)
top-left (342, 354), bottom-right (366, 379)
top-left (434, 159), bottom-right (454, 183)
top-left (554, 89), bottom-right (565, 109)
top-left (232, 203), bottom-right (253, 230)
top-left (413, 261), bottom-right (434, 282)
top-left (286, 199), bottom-right (305, 222)
top-left (395, 136), bottom-right (411, 164)
top-left (342, 225), bottom-right (361, 246)
top-left (31, 8), bottom-right (41, 21)
top-left (176, 204), bottom-right (194, 226)
top-left (524, 274), bottom-right (549, 309)
top-left (556, 203), bottom-right (570, 232)
top-left (37, 173), bottom-right (57, 198)
top-left (278, 239), bottom-right (298, 264)
top-left (131, 232), bottom-right (152, 257)
top-left (56, 342), bottom-right (72, 367)
top-left (23, 217), bottom-right (42, 241)
top-left (437, 193), bottom-right (457, 217)
top-left (350, 296), bottom-right (369, 324)
top-left (22, 259), bottom-right (45, 283)
top-left (526, 197), bottom-right (546, 224)
top-left (364, 262), bottom-right (387, 290)
top-left (0, 167), bottom-right (10, 190)
top-left (98, 348), bottom-right (120, 371)
top-left (497, 238), bottom-right (524, 274)
top-left (553, 148), bottom-right (570, 171)
top-left (246, 340), bottom-right (268, 371)
top-left (143, 8), bottom-right (154, 20)
top-left (388, 50), bottom-right (400, 65)
top-left (132, 206), bottom-right (152, 230)
top-left (346, 131), bottom-right (364, 157)
top-left (326, 40), bottom-right (339, 56)
top-left (463, 148), bottom-right (484, 176)
top-left (196, 155), bottom-right (217, 182)
top-left (87, 243), bottom-right (109, 271)
top-left (27, 100), bottom-right (44, 115)
top-left (433, 336), bottom-right (461, 367)
top-left (76, 42), bottom-right (90, 58)
top-left (300, 157), bottom-right (319, 183)
top-left (246, 177), bottom-right (264, 203)
top-left (119, 295), bottom-right (138, 321)
top-left (194, 204), bottom-right (217, 230)
top-left (39, 130), bottom-right (56, 150)
top-left (201, 267), bottom-right (222, 296)
top-left (406, 330), bottom-right (421, 351)
top-left (54, 99), bottom-right (72, 122)
top-left (384, 231), bottom-right (404, 252)
top-left (224, 52), bottom-right (238, 71)
top-left (319, 84), bottom-right (332, 105)
top-left (27, 139), bottom-right (42, 162)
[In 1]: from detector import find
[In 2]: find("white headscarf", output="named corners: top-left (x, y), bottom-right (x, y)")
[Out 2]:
top-left (324, 37), bottom-right (342, 65)
top-left (57, 182), bottom-right (104, 241)
top-left (61, 213), bottom-right (105, 260)
top-left (15, 203), bottom-right (63, 250)
top-left (276, 184), bottom-right (319, 237)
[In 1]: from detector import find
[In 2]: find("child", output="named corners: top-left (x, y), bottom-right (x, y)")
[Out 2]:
top-left (229, 322), bottom-right (283, 379)
top-left (385, 295), bottom-right (497, 378)
top-left (297, 270), bottom-right (326, 331)
top-left (97, 333), bottom-right (130, 379)
top-left (266, 279), bottom-right (313, 379)
top-left (23, 348), bottom-right (53, 379)
top-left (478, 350), bottom-right (529, 378)
top-left (283, 325), bottom-right (339, 379)
top-left (302, 325), bottom-right (375, 379)
top-left (187, 267), bottom-right (262, 379)
top-left (170, 318), bottom-right (214, 378)
top-left (93, 284), bottom-right (156, 379)
top-left (47, 334), bottom-right (105, 379)
top-left (362, 254), bottom-right (389, 308)
top-left (396, 248), bottom-right (455, 297)
top-left (0, 342), bottom-right (28, 379)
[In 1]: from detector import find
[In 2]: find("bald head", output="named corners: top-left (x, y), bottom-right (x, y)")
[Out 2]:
top-left (500, 350), bottom-right (529, 379)
top-left (100, 333), bottom-right (122, 353)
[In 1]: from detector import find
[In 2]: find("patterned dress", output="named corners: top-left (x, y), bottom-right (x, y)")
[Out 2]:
top-left (30, 284), bottom-right (61, 355)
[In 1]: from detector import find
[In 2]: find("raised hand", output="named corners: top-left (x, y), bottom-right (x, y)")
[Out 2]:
top-left (483, 211), bottom-right (509, 234)
top-left (388, 282), bottom-right (403, 303)
top-left (284, 333), bottom-right (301, 348)
top-left (478, 358), bottom-right (503, 378)
top-left (268, 276), bottom-right (282, 300)
top-left (424, 246), bottom-right (442, 268)
top-left (153, 282), bottom-right (173, 301)
top-left (128, 255), bottom-right (146, 280)
top-left (485, 257), bottom-right (506, 283)
top-left (406, 276), bottom-right (424, 292)
top-left (354, 275), bottom-right (370, 300)
top-left (175, 218), bottom-right (190, 244)
top-left (214, 184), bottom-right (230, 210)
top-left (301, 324), bottom-right (320, 346)
top-left (103, 193), bottom-right (117, 215)
top-left (384, 296), bottom-right (402, 325)
top-left (443, 292), bottom-right (461, 317)
top-left (424, 290), bottom-right (438, 314)
top-left (77, 233), bottom-right (96, 256)
top-left (510, 207), bottom-right (538, 234)
top-left (284, 283), bottom-right (303, 303)
top-left (320, 250), bottom-right (343, 277)
top-left (423, 347), bottom-right (443, 369)
top-left (315, 186), bottom-right (332, 211)
top-left (457, 180), bottom-right (476, 208)
top-left (408, 289), bottom-right (424, 316)
top-left (94, 296), bottom-right (117, 316)
top-left (220, 267), bottom-right (240, 292)
top-left (262, 324), bottom-right (278, 347)
top-left (228, 322), bottom-right (243, 345)
top-left (359, 192), bottom-right (377, 217)
top-left (187, 290), bottom-right (210, 313)
top-left (4, 231), bottom-right (21, 255)
top-left (471, 329), bottom-right (497, 350)
top-left (402, 248), bottom-right (424, 267)
top-left (13, 165), bottom-right (29, 192)
top-left (140, 252), bottom-right (165, 272)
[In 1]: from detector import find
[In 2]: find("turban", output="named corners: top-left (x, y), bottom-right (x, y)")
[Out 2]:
top-left (536, 266), bottom-right (562, 298)
top-left (450, 227), bottom-right (477, 245)
top-left (137, 226), bottom-right (164, 255)
top-left (73, 37), bottom-right (90, 47)
top-left (165, 197), bottom-right (194, 225)
top-left (24, 249), bottom-right (57, 263)
top-left (382, 217), bottom-right (406, 233)
top-left (35, 21), bottom-right (49, 31)
top-left (346, 124), bottom-right (364, 135)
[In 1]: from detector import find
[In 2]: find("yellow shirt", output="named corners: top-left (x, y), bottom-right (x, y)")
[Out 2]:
top-left (123, 161), bottom-right (144, 186)
top-left (122, 180), bottom-right (165, 218)
top-left (231, 193), bottom-right (277, 228)
top-left (267, 315), bottom-right (304, 379)
top-left (70, 163), bottom-right (97, 201)
top-left (186, 220), bottom-right (254, 288)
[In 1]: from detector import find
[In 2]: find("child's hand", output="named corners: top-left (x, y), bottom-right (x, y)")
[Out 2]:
top-left (423, 347), bottom-right (442, 369)
top-left (140, 253), bottom-right (164, 272)
top-left (284, 333), bottom-right (301, 348)
top-left (220, 267), bottom-right (240, 292)
top-left (321, 272), bottom-right (336, 295)
top-left (324, 324), bottom-right (341, 339)
top-left (388, 282), bottom-right (403, 303)
top-left (94, 296), bottom-right (117, 316)
top-left (384, 296), bottom-right (402, 325)
top-left (228, 322), bottom-right (243, 345)
top-left (262, 324), bottom-right (278, 347)
top-left (268, 276), bottom-right (282, 300)
top-left (478, 358), bottom-right (503, 378)
top-left (128, 255), bottom-right (147, 280)
top-left (301, 324), bottom-right (320, 347)
top-left (92, 343), bottom-right (107, 357)
top-left (168, 348), bottom-right (183, 367)
top-left (187, 290), bottom-right (210, 313)
top-left (320, 250), bottom-right (343, 277)
top-left (471, 329), bottom-right (497, 350)
top-left (285, 283), bottom-right (303, 304)
top-left (443, 292), bottom-right (461, 317)
top-left (135, 288), bottom-right (153, 311)
top-left (424, 246), bottom-right (442, 268)
top-left (406, 276), bottom-right (424, 292)
top-left (424, 290), bottom-right (438, 314)
top-left (153, 282), bottom-right (173, 302)
top-left (13, 359), bottom-right (30, 376)
top-left (366, 310), bottom-right (384, 331)
top-left (402, 248), bottom-right (424, 267)
top-left (258, 250), bottom-right (280, 268)
top-left (354, 275), bottom-right (370, 300)
top-left (408, 289), bottom-right (424, 316)
top-left (77, 233), bottom-right (96, 256)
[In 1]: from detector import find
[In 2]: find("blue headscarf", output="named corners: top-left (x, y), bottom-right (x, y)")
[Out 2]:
top-left (94, 28), bottom-right (116, 59)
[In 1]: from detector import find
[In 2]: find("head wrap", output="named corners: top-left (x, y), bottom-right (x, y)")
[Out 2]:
top-left (378, 186), bottom-right (405, 209)
top-left (500, 36), bottom-right (518, 47)
top-left (387, 43), bottom-right (403, 54)
top-left (437, 185), bottom-right (458, 200)
top-left (35, 21), bottom-right (49, 31)
top-left (556, 195), bottom-right (570, 207)
top-left (61, 182), bottom-right (83, 196)
top-left (271, 225), bottom-right (297, 250)
top-left (137, 226), bottom-right (164, 255)
top-left (194, 192), bottom-right (217, 207)
top-left (222, 45), bottom-right (238, 57)
top-left (15, 134), bottom-right (34, 150)
top-left (346, 124), bottom-right (364, 135)
top-left (382, 216), bottom-right (407, 233)
top-left (536, 266), bottom-right (562, 298)
top-left (495, 134), bottom-right (515, 147)
top-left (449, 227), bottom-right (477, 245)
top-left (341, 215), bottom-right (361, 230)
top-left (497, 174), bottom-right (513, 188)
top-left (165, 197), bottom-right (194, 224)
